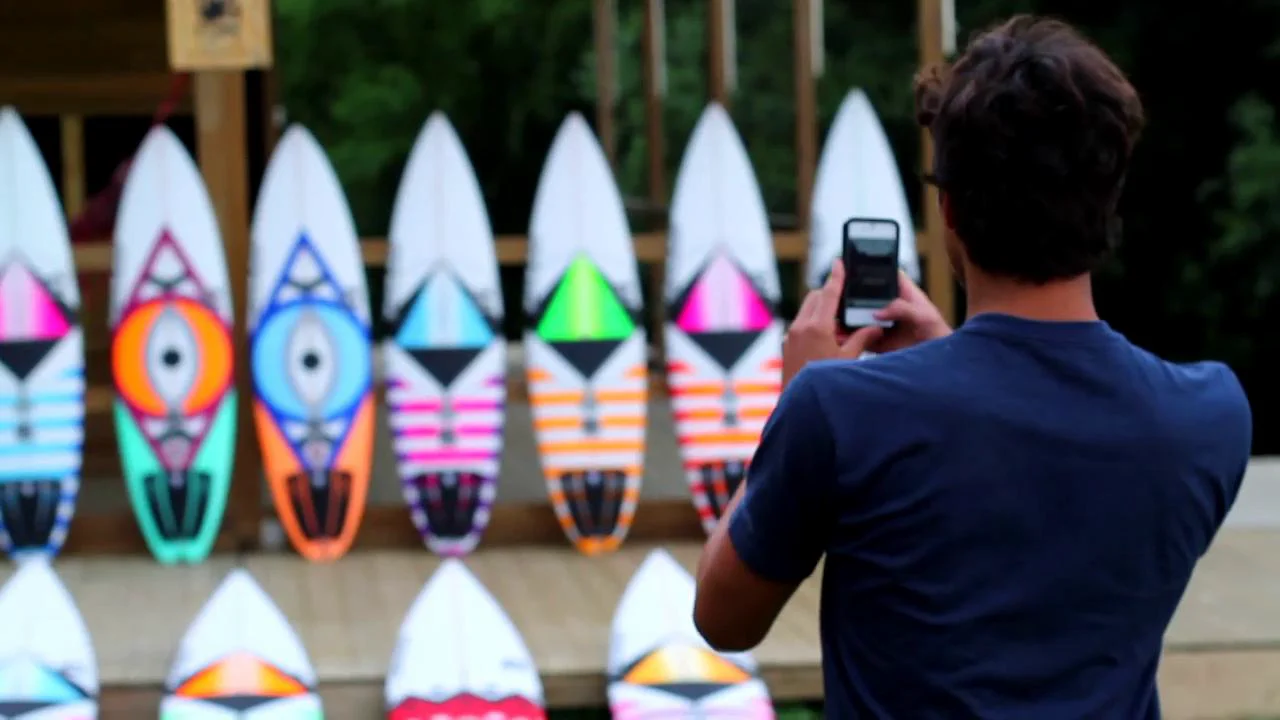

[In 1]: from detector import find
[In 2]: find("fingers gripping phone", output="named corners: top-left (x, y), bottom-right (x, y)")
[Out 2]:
top-left (839, 218), bottom-right (901, 331)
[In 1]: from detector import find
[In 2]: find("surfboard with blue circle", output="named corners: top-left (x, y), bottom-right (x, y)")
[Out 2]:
top-left (249, 124), bottom-right (374, 563)
top-left (0, 107), bottom-right (85, 560)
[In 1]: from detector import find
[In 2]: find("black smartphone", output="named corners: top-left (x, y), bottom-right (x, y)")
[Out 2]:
top-left (839, 217), bottom-right (901, 331)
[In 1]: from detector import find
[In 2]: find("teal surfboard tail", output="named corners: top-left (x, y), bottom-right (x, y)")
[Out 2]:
top-left (116, 391), bottom-right (237, 564)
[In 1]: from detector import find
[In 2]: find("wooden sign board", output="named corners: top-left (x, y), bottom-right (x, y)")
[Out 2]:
top-left (167, 0), bottom-right (273, 71)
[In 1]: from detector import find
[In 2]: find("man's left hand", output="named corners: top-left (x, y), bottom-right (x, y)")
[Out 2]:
top-left (782, 260), bottom-right (884, 389)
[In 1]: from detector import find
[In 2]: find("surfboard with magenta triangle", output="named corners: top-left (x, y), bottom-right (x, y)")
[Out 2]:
top-left (111, 125), bottom-right (236, 565)
top-left (525, 112), bottom-right (648, 555)
top-left (384, 112), bottom-right (506, 557)
top-left (161, 568), bottom-right (323, 718)
top-left (608, 550), bottom-right (774, 718)
top-left (0, 107), bottom-right (85, 560)
top-left (665, 103), bottom-right (784, 535)
top-left (0, 559), bottom-right (99, 719)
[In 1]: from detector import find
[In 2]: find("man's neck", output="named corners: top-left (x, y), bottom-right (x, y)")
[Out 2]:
top-left (964, 273), bottom-right (1099, 323)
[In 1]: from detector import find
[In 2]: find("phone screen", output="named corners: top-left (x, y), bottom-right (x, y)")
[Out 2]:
top-left (843, 219), bottom-right (900, 309)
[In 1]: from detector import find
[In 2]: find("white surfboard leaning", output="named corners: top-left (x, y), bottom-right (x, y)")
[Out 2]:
top-left (808, 89), bottom-right (920, 288)
top-left (607, 550), bottom-right (774, 718)
top-left (383, 112), bottom-right (506, 558)
top-left (110, 124), bottom-right (237, 565)
top-left (249, 124), bottom-right (375, 563)
top-left (160, 568), bottom-right (323, 718)
top-left (385, 559), bottom-right (545, 719)
top-left (664, 103), bottom-right (783, 535)
top-left (524, 113), bottom-right (648, 555)
top-left (0, 559), bottom-right (98, 719)
top-left (0, 106), bottom-right (85, 560)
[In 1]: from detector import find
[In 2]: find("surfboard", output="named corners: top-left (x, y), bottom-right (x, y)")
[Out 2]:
top-left (0, 559), bottom-right (99, 719)
top-left (249, 124), bottom-right (374, 563)
top-left (385, 559), bottom-right (545, 719)
top-left (160, 568), bottom-right (323, 718)
top-left (110, 125), bottom-right (236, 566)
top-left (524, 113), bottom-right (648, 556)
top-left (808, 89), bottom-right (920, 288)
top-left (0, 107), bottom-right (84, 561)
top-left (608, 549), bottom-right (774, 718)
top-left (383, 112), bottom-right (506, 558)
top-left (664, 103), bottom-right (784, 536)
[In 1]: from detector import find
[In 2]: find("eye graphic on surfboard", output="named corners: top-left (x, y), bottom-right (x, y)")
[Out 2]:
top-left (664, 103), bottom-right (784, 536)
top-left (0, 107), bottom-right (85, 560)
top-left (608, 550), bottom-right (775, 718)
top-left (0, 560), bottom-right (100, 717)
top-left (524, 113), bottom-right (648, 556)
top-left (387, 269), bottom-right (503, 557)
top-left (385, 559), bottom-right (547, 719)
top-left (160, 569), bottom-right (324, 718)
top-left (251, 235), bottom-right (373, 561)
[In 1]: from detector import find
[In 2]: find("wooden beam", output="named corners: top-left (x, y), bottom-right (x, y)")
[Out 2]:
top-left (641, 0), bottom-right (668, 206)
top-left (193, 71), bottom-right (261, 552)
top-left (793, 0), bottom-right (818, 240)
top-left (707, 0), bottom-right (731, 107)
top-left (592, 0), bottom-right (618, 168)
top-left (59, 115), bottom-right (85, 219)
top-left (0, 73), bottom-right (191, 116)
top-left (917, 0), bottom-right (956, 324)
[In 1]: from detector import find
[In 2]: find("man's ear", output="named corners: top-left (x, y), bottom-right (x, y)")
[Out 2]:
top-left (940, 190), bottom-right (957, 231)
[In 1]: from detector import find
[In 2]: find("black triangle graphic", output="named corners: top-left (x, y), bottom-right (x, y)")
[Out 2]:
top-left (0, 340), bottom-right (59, 380)
top-left (685, 330), bottom-right (763, 371)
top-left (408, 347), bottom-right (485, 388)
top-left (208, 695), bottom-right (284, 711)
top-left (653, 681), bottom-right (736, 701)
top-left (548, 339), bottom-right (623, 378)
top-left (0, 701), bottom-right (55, 714)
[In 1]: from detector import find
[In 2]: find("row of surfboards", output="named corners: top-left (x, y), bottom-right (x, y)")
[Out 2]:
top-left (0, 89), bottom-right (919, 564)
top-left (0, 549), bottom-right (768, 719)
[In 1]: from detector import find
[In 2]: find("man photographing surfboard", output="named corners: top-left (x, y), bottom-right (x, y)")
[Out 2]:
top-left (693, 15), bottom-right (1251, 719)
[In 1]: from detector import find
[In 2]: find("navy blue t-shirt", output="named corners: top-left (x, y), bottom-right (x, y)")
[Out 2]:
top-left (729, 313), bottom-right (1251, 719)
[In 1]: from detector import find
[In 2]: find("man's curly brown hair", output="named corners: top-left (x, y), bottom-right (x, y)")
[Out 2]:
top-left (916, 15), bottom-right (1146, 284)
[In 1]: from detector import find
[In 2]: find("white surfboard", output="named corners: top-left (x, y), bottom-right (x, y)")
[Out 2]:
top-left (664, 103), bottom-right (783, 535)
top-left (524, 113), bottom-right (648, 556)
top-left (0, 559), bottom-right (98, 718)
top-left (385, 559), bottom-right (545, 719)
top-left (0, 107), bottom-right (85, 560)
top-left (249, 124), bottom-right (375, 563)
top-left (111, 124), bottom-right (237, 565)
top-left (383, 112), bottom-right (506, 558)
top-left (160, 568), bottom-right (322, 718)
top-left (808, 89), bottom-right (920, 288)
top-left (608, 550), bottom-right (773, 718)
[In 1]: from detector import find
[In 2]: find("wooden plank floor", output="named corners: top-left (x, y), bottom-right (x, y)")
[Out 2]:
top-left (6, 532), bottom-right (1280, 717)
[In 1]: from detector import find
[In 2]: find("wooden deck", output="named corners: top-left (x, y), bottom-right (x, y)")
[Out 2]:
top-left (1, 529), bottom-right (1278, 718)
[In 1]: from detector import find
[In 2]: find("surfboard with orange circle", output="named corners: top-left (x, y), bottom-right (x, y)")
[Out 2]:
top-left (160, 568), bottom-right (323, 718)
top-left (249, 125), bottom-right (374, 563)
top-left (607, 550), bottom-right (775, 718)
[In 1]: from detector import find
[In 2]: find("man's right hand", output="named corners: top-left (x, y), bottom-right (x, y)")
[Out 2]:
top-left (869, 271), bottom-right (953, 353)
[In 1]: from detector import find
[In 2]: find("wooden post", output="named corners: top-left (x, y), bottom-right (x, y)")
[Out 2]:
top-left (593, 0), bottom-right (618, 168)
top-left (707, 0), bottom-right (731, 107)
top-left (793, 0), bottom-right (818, 235)
top-left (59, 115), bottom-right (85, 219)
top-left (193, 71), bottom-right (261, 550)
top-left (642, 0), bottom-right (669, 362)
top-left (917, 0), bottom-right (956, 323)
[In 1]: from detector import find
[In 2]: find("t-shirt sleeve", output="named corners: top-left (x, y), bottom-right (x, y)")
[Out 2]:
top-left (728, 368), bottom-right (835, 584)
top-left (1206, 364), bottom-right (1253, 531)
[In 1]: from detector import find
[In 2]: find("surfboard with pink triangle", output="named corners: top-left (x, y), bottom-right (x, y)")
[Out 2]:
top-left (0, 106), bottom-right (86, 560)
top-left (664, 103), bottom-right (784, 535)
